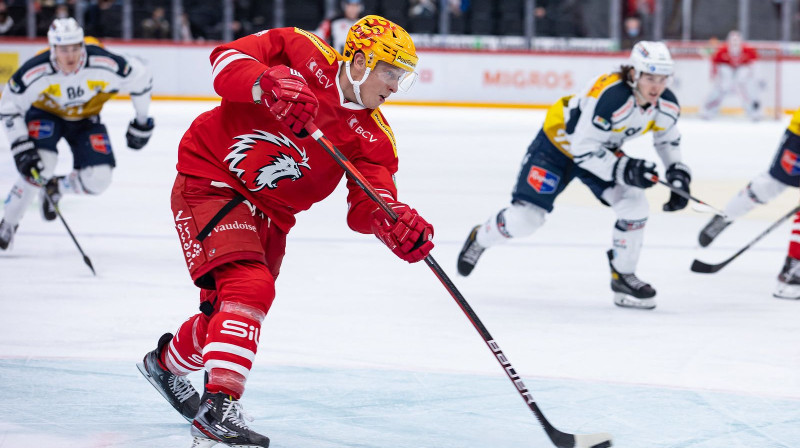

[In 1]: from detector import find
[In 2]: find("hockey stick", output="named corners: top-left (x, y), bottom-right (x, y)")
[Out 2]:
top-left (306, 123), bottom-right (612, 448)
top-left (32, 170), bottom-right (96, 276)
top-left (691, 205), bottom-right (800, 274)
top-left (650, 175), bottom-right (727, 217)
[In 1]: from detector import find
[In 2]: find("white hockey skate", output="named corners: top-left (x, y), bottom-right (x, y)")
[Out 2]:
top-left (0, 219), bottom-right (18, 250)
top-left (773, 256), bottom-right (800, 300)
top-left (457, 225), bottom-right (485, 276)
top-left (40, 176), bottom-right (62, 221)
top-left (607, 250), bottom-right (656, 309)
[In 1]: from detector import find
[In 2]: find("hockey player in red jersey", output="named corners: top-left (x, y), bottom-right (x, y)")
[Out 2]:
top-left (137, 15), bottom-right (432, 447)
top-left (701, 30), bottom-right (761, 120)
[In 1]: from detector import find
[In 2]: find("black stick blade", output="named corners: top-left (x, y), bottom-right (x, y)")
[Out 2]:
top-left (691, 258), bottom-right (728, 274)
top-left (84, 255), bottom-right (96, 276)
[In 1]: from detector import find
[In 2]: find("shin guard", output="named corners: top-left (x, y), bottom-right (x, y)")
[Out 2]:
top-left (611, 218), bottom-right (647, 274)
top-left (789, 211), bottom-right (800, 260)
top-left (203, 302), bottom-right (265, 399)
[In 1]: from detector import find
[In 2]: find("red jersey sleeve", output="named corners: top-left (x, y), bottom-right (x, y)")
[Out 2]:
top-left (209, 29), bottom-right (296, 103)
top-left (345, 158), bottom-right (398, 234)
top-left (344, 110), bottom-right (401, 234)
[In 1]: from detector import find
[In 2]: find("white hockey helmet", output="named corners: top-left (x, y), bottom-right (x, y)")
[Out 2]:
top-left (629, 41), bottom-right (674, 78)
top-left (47, 17), bottom-right (84, 47)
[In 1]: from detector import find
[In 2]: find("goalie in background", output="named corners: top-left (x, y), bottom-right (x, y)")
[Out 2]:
top-left (457, 41), bottom-right (690, 311)
top-left (698, 108), bottom-right (800, 299)
top-left (0, 17), bottom-right (154, 251)
top-left (701, 30), bottom-right (762, 121)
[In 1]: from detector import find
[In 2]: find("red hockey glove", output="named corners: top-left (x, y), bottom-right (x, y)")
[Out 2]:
top-left (371, 204), bottom-right (434, 263)
top-left (259, 65), bottom-right (319, 136)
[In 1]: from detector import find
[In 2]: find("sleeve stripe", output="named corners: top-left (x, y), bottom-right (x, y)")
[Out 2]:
top-left (211, 51), bottom-right (257, 80)
top-left (211, 49), bottom-right (238, 70)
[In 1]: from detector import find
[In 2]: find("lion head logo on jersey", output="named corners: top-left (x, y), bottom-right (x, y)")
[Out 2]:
top-left (225, 130), bottom-right (311, 191)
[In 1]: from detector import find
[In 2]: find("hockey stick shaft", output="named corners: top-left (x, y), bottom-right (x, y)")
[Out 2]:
top-left (32, 170), bottom-right (96, 276)
top-left (306, 123), bottom-right (611, 448)
top-left (651, 176), bottom-right (727, 217)
top-left (691, 205), bottom-right (800, 274)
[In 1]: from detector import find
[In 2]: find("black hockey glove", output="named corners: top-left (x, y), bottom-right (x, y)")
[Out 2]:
top-left (662, 162), bottom-right (692, 212)
top-left (11, 138), bottom-right (44, 179)
top-left (126, 117), bottom-right (154, 150)
top-left (614, 155), bottom-right (657, 189)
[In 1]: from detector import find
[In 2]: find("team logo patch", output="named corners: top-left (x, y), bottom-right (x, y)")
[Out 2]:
top-left (347, 114), bottom-right (359, 129)
top-left (592, 115), bottom-right (611, 131)
top-left (225, 130), bottom-right (311, 191)
top-left (90, 134), bottom-right (111, 154)
top-left (8, 78), bottom-right (21, 93)
top-left (527, 166), bottom-right (559, 194)
top-left (780, 149), bottom-right (800, 175)
top-left (28, 120), bottom-right (54, 139)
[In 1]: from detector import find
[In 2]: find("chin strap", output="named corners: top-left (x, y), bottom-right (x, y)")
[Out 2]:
top-left (345, 61), bottom-right (371, 107)
top-left (627, 71), bottom-right (650, 106)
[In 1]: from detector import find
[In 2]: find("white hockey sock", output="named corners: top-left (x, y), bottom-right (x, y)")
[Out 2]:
top-left (59, 165), bottom-right (113, 195)
top-left (724, 172), bottom-right (786, 221)
top-left (2, 178), bottom-right (40, 226)
top-left (475, 202), bottom-right (546, 247)
top-left (611, 219), bottom-right (646, 274)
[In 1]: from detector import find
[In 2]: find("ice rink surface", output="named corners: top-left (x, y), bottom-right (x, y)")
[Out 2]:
top-left (1, 101), bottom-right (799, 448)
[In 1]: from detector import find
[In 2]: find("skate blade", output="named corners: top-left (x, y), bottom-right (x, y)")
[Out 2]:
top-left (190, 435), bottom-right (268, 448)
top-left (613, 293), bottom-right (656, 310)
top-left (190, 435), bottom-right (219, 448)
top-left (773, 282), bottom-right (800, 300)
top-left (136, 362), bottom-right (195, 423)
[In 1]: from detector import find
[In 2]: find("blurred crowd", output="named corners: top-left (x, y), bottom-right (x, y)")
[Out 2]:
top-left (1, 0), bottom-right (799, 44)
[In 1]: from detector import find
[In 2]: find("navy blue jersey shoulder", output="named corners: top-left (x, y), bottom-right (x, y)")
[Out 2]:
top-left (660, 88), bottom-right (679, 106)
top-left (8, 51), bottom-right (53, 94)
top-left (593, 81), bottom-right (633, 121)
top-left (86, 44), bottom-right (131, 77)
top-left (657, 87), bottom-right (680, 122)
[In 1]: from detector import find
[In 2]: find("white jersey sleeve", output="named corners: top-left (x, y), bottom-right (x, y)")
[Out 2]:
top-left (553, 73), bottom-right (684, 182)
top-left (0, 43), bottom-right (153, 144)
top-left (652, 89), bottom-right (682, 168)
top-left (0, 51), bottom-right (53, 143)
top-left (566, 73), bottom-right (636, 182)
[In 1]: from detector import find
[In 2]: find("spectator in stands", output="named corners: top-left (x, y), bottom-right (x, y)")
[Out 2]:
top-left (315, 0), bottom-right (364, 53)
top-left (0, 1), bottom-right (14, 35)
top-left (534, 0), bottom-right (586, 38)
top-left (625, 0), bottom-right (654, 39)
top-left (409, 0), bottom-right (436, 19)
top-left (178, 12), bottom-right (204, 42)
top-left (141, 6), bottom-right (170, 39)
top-left (621, 14), bottom-right (642, 50)
top-left (85, 0), bottom-right (122, 38)
top-left (409, 0), bottom-right (437, 34)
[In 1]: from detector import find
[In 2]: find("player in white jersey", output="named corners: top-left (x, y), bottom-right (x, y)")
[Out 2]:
top-left (315, 0), bottom-right (363, 53)
top-left (698, 108), bottom-right (800, 299)
top-left (0, 18), bottom-right (154, 250)
top-left (457, 41), bottom-right (691, 310)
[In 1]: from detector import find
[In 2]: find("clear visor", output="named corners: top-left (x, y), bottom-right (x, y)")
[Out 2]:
top-left (375, 64), bottom-right (419, 92)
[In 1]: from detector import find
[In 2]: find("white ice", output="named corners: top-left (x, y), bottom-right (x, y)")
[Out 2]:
top-left (0, 101), bottom-right (799, 448)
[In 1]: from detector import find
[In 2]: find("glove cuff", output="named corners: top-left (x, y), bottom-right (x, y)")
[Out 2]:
top-left (613, 155), bottom-right (630, 185)
top-left (11, 139), bottom-right (35, 156)
top-left (667, 162), bottom-right (692, 181)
